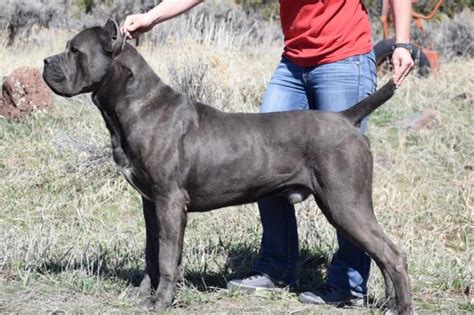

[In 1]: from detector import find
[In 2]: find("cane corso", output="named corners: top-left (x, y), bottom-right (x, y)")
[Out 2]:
top-left (43, 20), bottom-right (412, 314)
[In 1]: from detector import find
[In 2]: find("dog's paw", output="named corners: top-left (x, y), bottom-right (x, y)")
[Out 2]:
top-left (382, 299), bottom-right (398, 315)
top-left (139, 297), bottom-right (155, 311)
top-left (122, 274), bottom-right (155, 299)
top-left (384, 308), bottom-right (415, 315)
top-left (139, 274), bottom-right (153, 296)
top-left (384, 304), bottom-right (415, 315)
top-left (139, 296), bottom-right (169, 311)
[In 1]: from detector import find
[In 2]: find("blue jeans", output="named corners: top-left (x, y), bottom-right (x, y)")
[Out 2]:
top-left (254, 51), bottom-right (377, 297)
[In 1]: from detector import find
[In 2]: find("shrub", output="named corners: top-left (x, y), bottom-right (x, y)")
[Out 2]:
top-left (166, 54), bottom-right (232, 110)
top-left (76, 0), bottom-right (156, 22)
top-left (430, 8), bottom-right (474, 59)
top-left (234, 0), bottom-right (279, 20)
top-left (131, 2), bottom-right (281, 50)
top-left (0, 0), bottom-right (56, 45)
top-left (362, 0), bottom-right (473, 18)
top-left (167, 56), bottom-right (217, 106)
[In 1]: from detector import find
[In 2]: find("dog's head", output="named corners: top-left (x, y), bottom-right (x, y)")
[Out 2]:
top-left (43, 19), bottom-right (124, 97)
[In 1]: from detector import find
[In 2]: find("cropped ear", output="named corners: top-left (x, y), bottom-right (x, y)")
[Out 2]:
top-left (103, 18), bottom-right (124, 57)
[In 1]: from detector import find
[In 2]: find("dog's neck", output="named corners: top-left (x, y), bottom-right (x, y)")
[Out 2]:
top-left (90, 43), bottom-right (184, 169)
top-left (91, 43), bottom-right (163, 114)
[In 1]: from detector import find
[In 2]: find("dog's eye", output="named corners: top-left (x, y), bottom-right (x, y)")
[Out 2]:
top-left (70, 46), bottom-right (79, 54)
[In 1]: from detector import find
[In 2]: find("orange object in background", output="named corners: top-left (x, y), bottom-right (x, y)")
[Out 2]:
top-left (423, 49), bottom-right (439, 73)
top-left (377, 0), bottom-right (444, 76)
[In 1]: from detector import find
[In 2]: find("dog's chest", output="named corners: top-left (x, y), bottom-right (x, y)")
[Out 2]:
top-left (112, 146), bottom-right (153, 201)
top-left (119, 165), bottom-right (153, 201)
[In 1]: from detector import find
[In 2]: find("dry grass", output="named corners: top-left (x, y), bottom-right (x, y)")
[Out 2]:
top-left (0, 20), bottom-right (472, 314)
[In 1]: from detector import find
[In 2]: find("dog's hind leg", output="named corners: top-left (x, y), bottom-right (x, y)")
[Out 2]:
top-left (314, 191), bottom-right (411, 313)
top-left (311, 148), bottom-right (412, 314)
top-left (381, 268), bottom-right (397, 311)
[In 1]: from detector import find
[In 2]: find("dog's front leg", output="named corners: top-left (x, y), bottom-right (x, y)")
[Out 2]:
top-left (139, 197), bottom-right (160, 296)
top-left (140, 194), bottom-right (188, 311)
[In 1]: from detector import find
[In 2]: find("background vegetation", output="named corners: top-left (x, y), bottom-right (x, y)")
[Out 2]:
top-left (0, 0), bottom-right (472, 313)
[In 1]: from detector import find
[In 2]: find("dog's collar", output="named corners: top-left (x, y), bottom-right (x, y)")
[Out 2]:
top-left (112, 36), bottom-right (127, 59)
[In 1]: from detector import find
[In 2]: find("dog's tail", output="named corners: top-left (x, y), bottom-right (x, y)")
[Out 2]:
top-left (341, 79), bottom-right (396, 125)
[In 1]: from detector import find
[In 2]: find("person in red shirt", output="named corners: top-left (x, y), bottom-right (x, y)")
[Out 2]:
top-left (123, 0), bottom-right (413, 307)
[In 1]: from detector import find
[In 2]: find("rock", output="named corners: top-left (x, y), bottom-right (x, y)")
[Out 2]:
top-left (404, 108), bottom-right (438, 132)
top-left (0, 67), bottom-right (54, 120)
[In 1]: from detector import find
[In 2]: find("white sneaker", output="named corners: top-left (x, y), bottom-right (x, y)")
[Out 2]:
top-left (227, 273), bottom-right (291, 293)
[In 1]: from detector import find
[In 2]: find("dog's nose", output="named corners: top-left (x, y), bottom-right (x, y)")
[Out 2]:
top-left (44, 57), bottom-right (53, 66)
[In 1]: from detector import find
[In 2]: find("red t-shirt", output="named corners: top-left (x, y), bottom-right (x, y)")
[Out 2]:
top-left (280, 0), bottom-right (373, 67)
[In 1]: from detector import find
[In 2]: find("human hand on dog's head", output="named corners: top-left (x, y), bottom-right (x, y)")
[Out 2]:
top-left (121, 1), bottom-right (204, 40)
top-left (122, 13), bottom-right (155, 40)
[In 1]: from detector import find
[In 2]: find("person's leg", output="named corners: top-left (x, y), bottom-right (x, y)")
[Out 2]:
top-left (300, 51), bottom-right (377, 304)
top-left (228, 57), bottom-right (309, 291)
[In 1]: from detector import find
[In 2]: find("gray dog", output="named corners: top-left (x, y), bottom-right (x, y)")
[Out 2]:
top-left (43, 20), bottom-right (412, 314)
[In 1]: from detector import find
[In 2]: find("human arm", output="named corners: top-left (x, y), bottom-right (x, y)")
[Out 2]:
top-left (122, 0), bottom-right (204, 40)
top-left (389, 0), bottom-right (414, 87)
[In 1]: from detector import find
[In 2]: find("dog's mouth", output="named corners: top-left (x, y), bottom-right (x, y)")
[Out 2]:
top-left (43, 64), bottom-right (76, 98)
